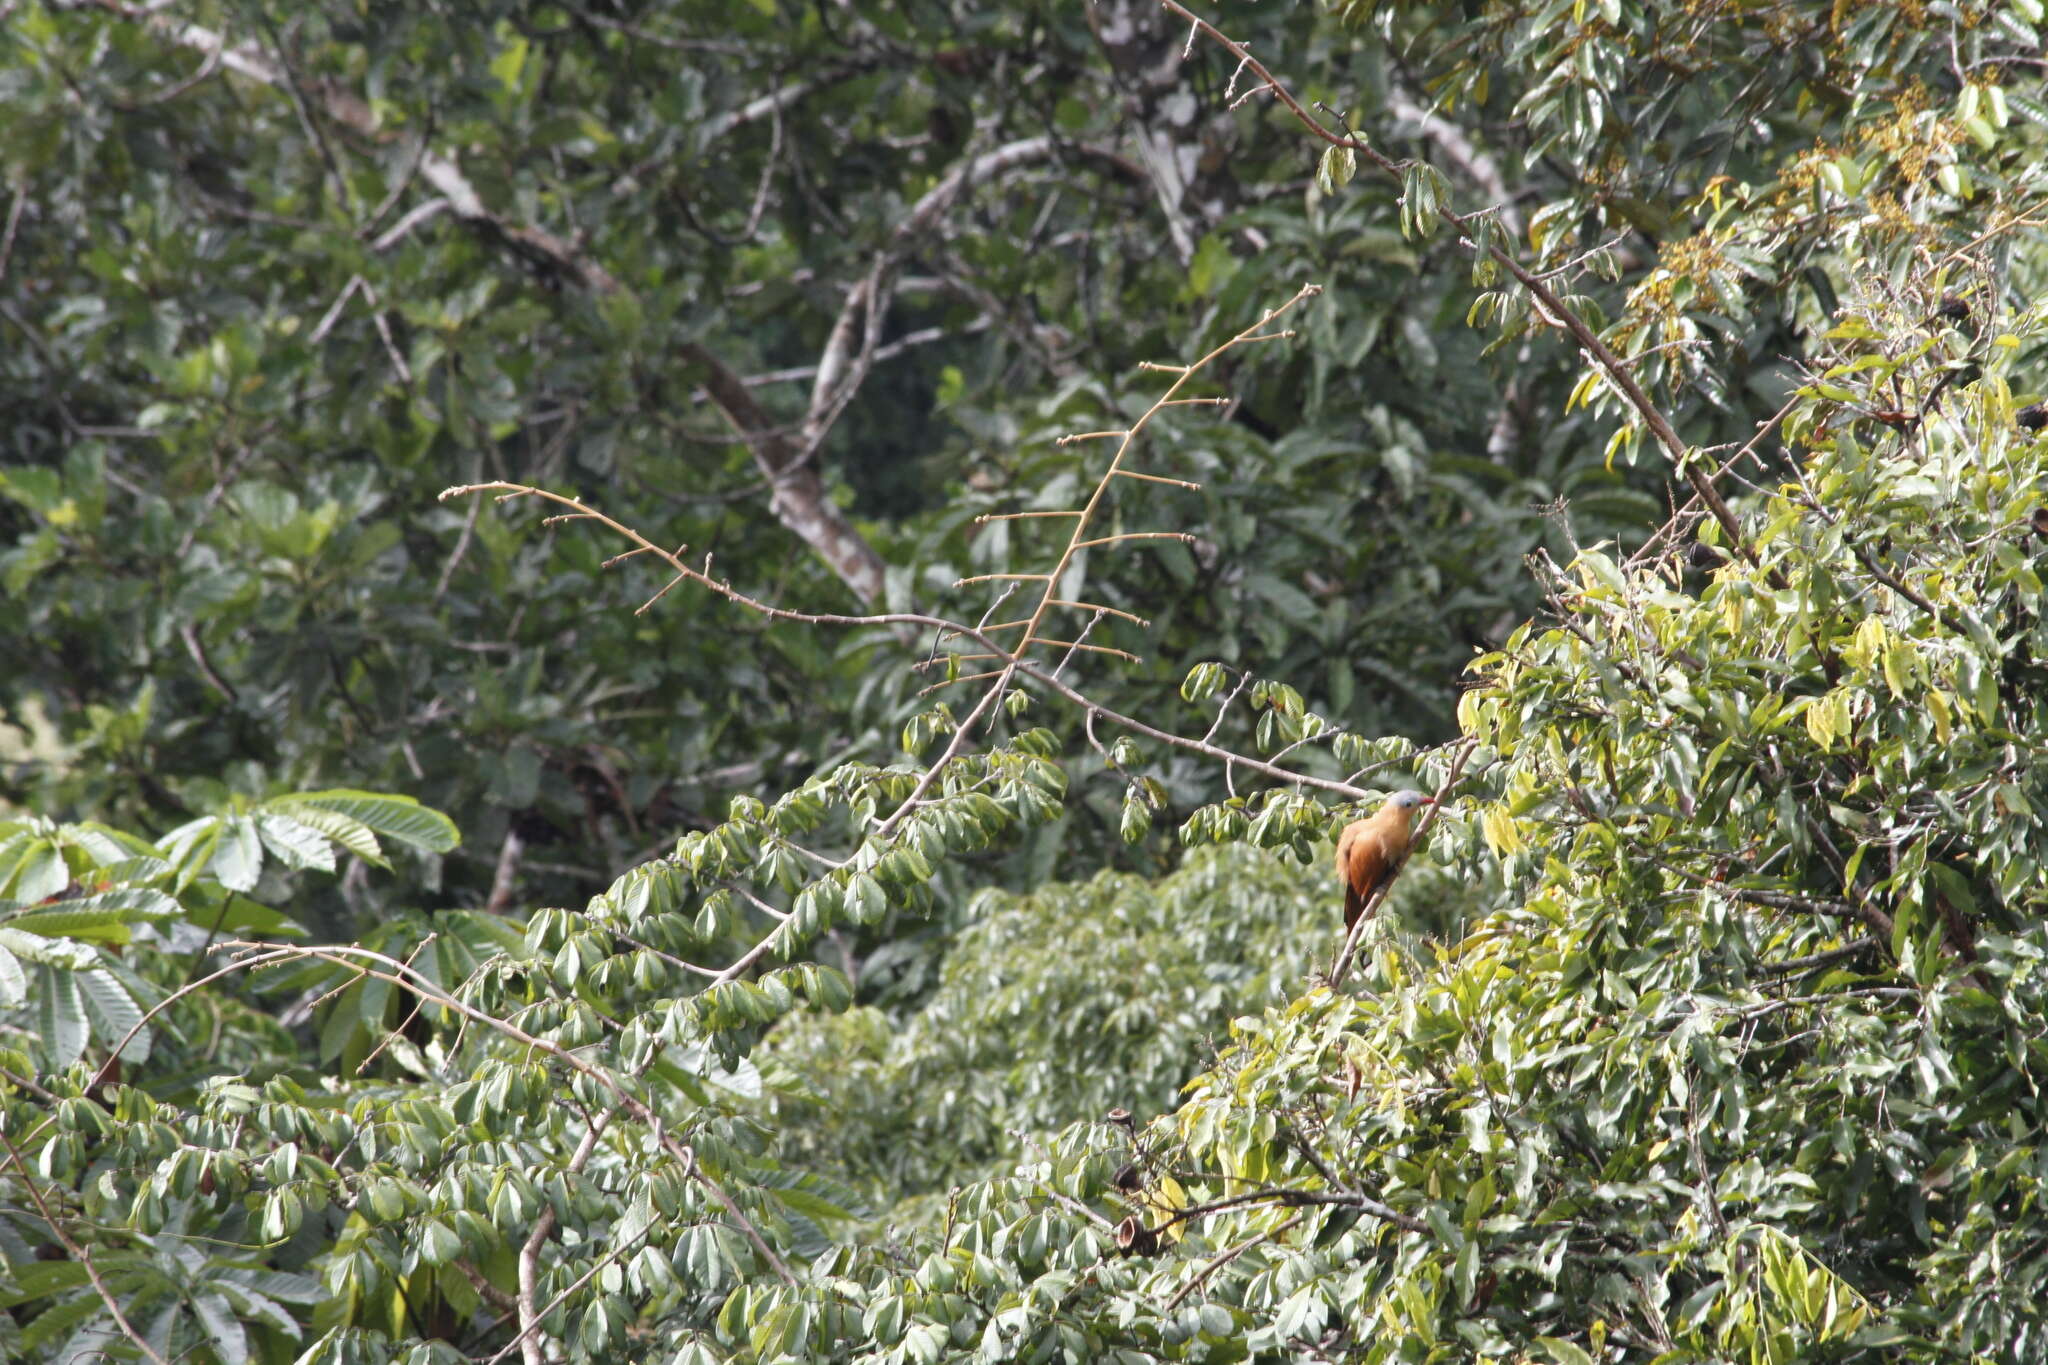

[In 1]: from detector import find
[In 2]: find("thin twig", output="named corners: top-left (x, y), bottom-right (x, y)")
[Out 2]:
top-left (0, 186), bottom-right (26, 284)
top-left (1753, 936), bottom-right (1881, 979)
top-left (1162, 1211), bottom-right (1305, 1311)
top-left (439, 477), bottom-right (1381, 803)
top-left (180, 622), bottom-right (239, 702)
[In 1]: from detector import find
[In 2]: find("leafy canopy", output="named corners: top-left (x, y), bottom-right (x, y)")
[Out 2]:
top-left (6, 0), bottom-right (2048, 1362)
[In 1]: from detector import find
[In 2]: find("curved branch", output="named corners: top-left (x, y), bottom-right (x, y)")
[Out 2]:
top-left (446, 478), bottom-right (1376, 803)
top-left (698, 59), bottom-right (880, 144)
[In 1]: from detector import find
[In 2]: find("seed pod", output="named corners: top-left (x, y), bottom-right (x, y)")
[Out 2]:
top-left (1114, 1215), bottom-right (1160, 1258)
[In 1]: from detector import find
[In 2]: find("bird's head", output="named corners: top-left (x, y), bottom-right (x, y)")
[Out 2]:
top-left (1387, 790), bottom-right (1434, 812)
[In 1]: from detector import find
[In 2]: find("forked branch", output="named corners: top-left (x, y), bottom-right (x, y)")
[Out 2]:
top-left (935, 280), bottom-right (1323, 686)
top-left (438, 472), bottom-right (1376, 806)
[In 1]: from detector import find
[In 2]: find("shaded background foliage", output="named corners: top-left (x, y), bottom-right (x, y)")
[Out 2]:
top-left (7, 0), bottom-right (2048, 1361)
top-left (2, 0), bottom-right (1638, 935)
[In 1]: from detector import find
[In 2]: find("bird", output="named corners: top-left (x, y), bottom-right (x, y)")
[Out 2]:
top-left (1334, 791), bottom-right (1434, 928)
top-left (1929, 294), bottom-right (1970, 326)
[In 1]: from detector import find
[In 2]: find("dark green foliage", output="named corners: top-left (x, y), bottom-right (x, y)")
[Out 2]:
top-left (1, 0), bottom-right (1627, 922)
top-left (8, 0), bottom-right (2048, 1361)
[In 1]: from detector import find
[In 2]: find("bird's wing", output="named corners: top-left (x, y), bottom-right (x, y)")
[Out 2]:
top-left (1336, 822), bottom-right (1363, 927)
top-left (1340, 820), bottom-right (1386, 929)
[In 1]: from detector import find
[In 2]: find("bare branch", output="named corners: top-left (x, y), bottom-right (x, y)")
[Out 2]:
top-left (799, 137), bottom-right (1147, 468)
top-left (484, 825), bottom-right (526, 914)
top-left (438, 465), bottom-right (1381, 806)
top-left (180, 622), bottom-right (239, 702)
top-left (0, 188), bottom-right (23, 285)
top-left (1161, 1211), bottom-right (1305, 1311)
top-left (370, 196), bottom-right (452, 253)
top-left (699, 60), bottom-right (880, 143)
top-left (127, 37), bottom-right (223, 107)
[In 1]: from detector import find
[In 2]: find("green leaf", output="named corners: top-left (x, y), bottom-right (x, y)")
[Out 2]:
top-left (1537, 1337), bottom-right (1596, 1365)
top-left (257, 814), bottom-right (340, 873)
top-left (33, 964), bottom-right (88, 1066)
top-left (269, 791), bottom-right (460, 856)
top-left (190, 1291), bottom-right (248, 1364)
top-left (1316, 145), bottom-right (1356, 195)
top-left (75, 966), bottom-right (151, 1062)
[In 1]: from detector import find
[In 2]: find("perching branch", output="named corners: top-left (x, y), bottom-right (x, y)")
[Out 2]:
top-left (439, 474), bottom-right (1377, 805)
top-left (1327, 737), bottom-right (1477, 987)
top-left (1160, 1211), bottom-right (1305, 1310)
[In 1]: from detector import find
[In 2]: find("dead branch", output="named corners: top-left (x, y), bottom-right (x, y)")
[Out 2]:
top-left (438, 472), bottom-right (1376, 805)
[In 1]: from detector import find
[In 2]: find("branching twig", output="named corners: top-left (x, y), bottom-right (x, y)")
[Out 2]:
top-left (440, 485), bottom-right (1373, 802)
top-left (1161, 1211), bottom-right (1305, 1311)
top-left (1754, 936), bottom-right (1881, 979)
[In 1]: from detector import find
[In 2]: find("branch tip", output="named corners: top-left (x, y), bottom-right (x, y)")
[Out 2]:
top-left (1113, 469), bottom-right (1202, 490)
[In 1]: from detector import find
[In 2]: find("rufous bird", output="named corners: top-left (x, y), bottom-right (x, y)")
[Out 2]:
top-left (1335, 790), bottom-right (1434, 928)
